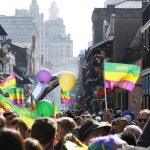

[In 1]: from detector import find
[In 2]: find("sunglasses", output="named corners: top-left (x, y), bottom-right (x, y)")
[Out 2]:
top-left (138, 118), bottom-right (148, 123)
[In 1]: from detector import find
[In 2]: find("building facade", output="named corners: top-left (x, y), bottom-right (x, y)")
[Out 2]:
top-left (141, 1), bottom-right (150, 109)
top-left (44, 1), bottom-right (73, 72)
top-left (83, 1), bottom-right (143, 114)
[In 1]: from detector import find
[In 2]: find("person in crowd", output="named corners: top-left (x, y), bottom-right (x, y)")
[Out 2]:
top-left (95, 116), bottom-right (101, 122)
top-left (73, 116), bottom-right (82, 126)
top-left (102, 109), bottom-right (112, 124)
top-left (31, 117), bottom-right (56, 150)
top-left (114, 117), bottom-right (128, 134)
top-left (137, 109), bottom-right (150, 130)
top-left (3, 110), bottom-right (18, 128)
top-left (78, 118), bottom-right (111, 145)
top-left (124, 115), bottom-right (133, 125)
top-left (114, 109), bottom-right (122, 118)
top-left (24, 138), bottom-right (43, 150)
top-left (137, 116), bottom-right (150, 148)
top-left (119, 131), bottom-right (136, 146)
top-left (88, 134), bottom-right (128, 150)
top-left (66, 110), bottom-right (75, 118)
top-left (124, 125), bottom-right (142, 142)
top-left (55, 117), bottom-right (77, 142)
top-left (0, 128), bottom-right (25, 150)
top-left (0, 115), bottom-right (6, 130)
top-left (54, 117), bottom-right (77, 149)
top-left (10, 117), bottom-right (29, 139)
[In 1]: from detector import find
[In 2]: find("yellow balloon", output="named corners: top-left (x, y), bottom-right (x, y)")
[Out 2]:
top-left (59, 71), bottom-right (76, 91)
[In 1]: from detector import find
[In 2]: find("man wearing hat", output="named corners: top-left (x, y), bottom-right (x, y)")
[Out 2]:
top-left (78, 118), bottom-right (111, 145)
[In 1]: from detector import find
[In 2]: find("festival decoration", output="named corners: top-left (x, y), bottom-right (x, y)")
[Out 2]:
top-left (53, 101), bottom-right (60, 117)
top-left (60, 89), bottom-right (73, 105)
top-left (36, 99), bottom-right (54, 117)
top-left (104, 62), bottom-right (140, 91)
top-left (37, 68), bottom-right (52, 84)
top-left (9, 87), bottom-right (24, 106)
top-left (27, 82), bottom-right (48, 103)
top-left (59, 71), bottom-right (76, 91)
top-left (0, 73), bottom-right (16, 93)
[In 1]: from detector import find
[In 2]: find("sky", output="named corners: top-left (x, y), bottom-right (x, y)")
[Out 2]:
top-left (0, 0), bottom-right (106, 56)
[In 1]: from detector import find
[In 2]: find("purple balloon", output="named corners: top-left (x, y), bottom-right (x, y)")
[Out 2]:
top-left (37, 68), bottom-right (52, 84)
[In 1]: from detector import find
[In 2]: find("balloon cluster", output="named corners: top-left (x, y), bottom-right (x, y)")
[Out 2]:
top-left (30, 69), bottom-right (76, 117)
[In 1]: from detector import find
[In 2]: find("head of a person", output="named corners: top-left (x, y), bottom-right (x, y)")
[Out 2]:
top-left (137, 109), bottom-right (150, 130)
top-left (124, 115), bottom-right (132, 125)
top-left (78, 118), bottom-right (111, 145)
top-left (119, 131), bottom-right (136, 146)
top-left (73, 116), bottom-right (82, 126)
top-left (88, 135), bottom-right (127, 150)
top-left (95, 116), bottom-right (101, 122)
top-left (31, 117), bottom-right (56, 149)
top-left (0, 128), bottom-right (25, 150)
top-left (10, 117), bottom-right (29, 139)
top-left (124, 125), bottom-right (142, 141)
top-left (24, 138), bottom-right (43, 150)
top-left (0, 115), bottom-right (6, 130)
top-left (115, 117), bottom-right (128, 134)
top-left (115, 110), bottom-right (122, 118)
top-left (56, 117), bottom-right (77, 142)
top-left (3, 110), bottom-right (18, 127)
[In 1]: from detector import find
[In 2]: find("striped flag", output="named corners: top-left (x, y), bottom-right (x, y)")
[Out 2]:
top-left (104, 62), bottom-right (140, 91)
top-left (60, 89), bottom-right (73, 105)
top-left (9, 103), bottom-right (41, 128)
top-left (9, 88), bottom-right (24, 106)
top-left (0, 94), bottom-right (13, 111)
top-left (0, 94), bottom-right (40, 128)
top-left (0, 73), bottom-right (16, 93)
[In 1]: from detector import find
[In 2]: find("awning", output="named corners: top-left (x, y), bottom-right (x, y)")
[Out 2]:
top-left (86, 36), bottom-right (113, 60)
top-left (89, 36), bottom-right (113, 51)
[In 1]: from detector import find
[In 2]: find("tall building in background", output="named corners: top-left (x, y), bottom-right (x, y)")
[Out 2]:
top-left (44, 1), bottom-right (73, 73)
top-left (29, 0), bottom-right (44, 57)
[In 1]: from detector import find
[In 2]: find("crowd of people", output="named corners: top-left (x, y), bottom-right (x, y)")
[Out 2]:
top-left (0, 108), bottom-right (150, 149)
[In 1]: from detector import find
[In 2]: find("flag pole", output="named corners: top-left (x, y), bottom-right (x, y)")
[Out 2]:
top-left (104, 85), bottom-right (108, 109)
top-left (104, 61), bottom-right (108, 109)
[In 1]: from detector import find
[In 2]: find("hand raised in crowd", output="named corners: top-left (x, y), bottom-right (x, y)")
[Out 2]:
top-left (102, 109), bottom-right (112, 124)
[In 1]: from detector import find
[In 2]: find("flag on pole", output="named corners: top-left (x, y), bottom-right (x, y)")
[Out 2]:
top-left (0, 94), bottom-right (40, 128)
top-left (9, 103), bottom-right (41, 128)
top-left (60, 89), bottom-right (73, 105)
top-left (9, 88), bottom-right (24, 106)
top-left (104, 62), bottom-right (140, 91)
top-left (0, 94), bottom-right (13, 111)
top-left (0, 73), bottom-right (16, 93)
top-left (30, 94), bottom-right (36, 110)
top-left (53, 101), bottom-right (60, 117)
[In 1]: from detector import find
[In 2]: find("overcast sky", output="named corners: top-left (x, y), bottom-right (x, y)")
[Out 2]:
top-left (0, 0), bottom-right (105, 56)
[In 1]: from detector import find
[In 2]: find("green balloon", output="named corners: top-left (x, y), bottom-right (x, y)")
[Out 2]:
top-left (36, 100), bottom-right (54, 117)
